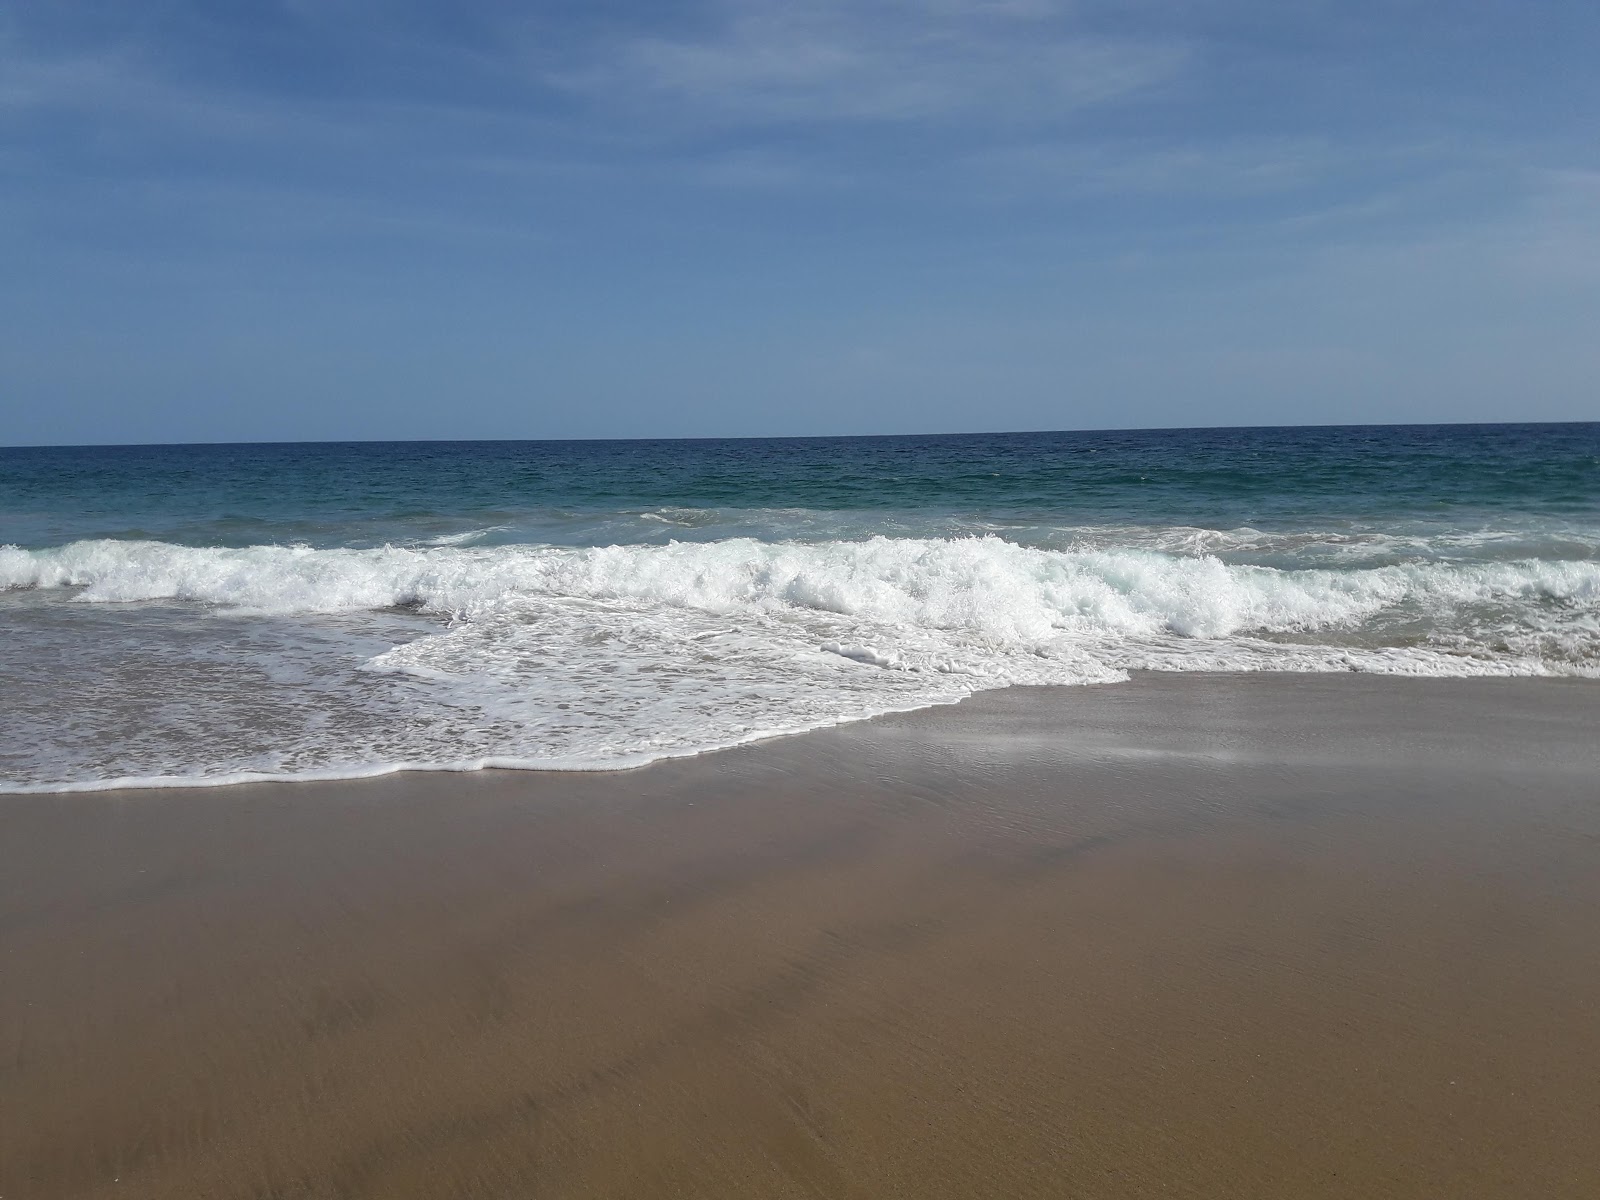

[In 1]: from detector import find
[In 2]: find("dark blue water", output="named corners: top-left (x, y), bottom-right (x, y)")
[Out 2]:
top-left (5, 424), bottom-right (1597, 551)
top-left (3, 424), bottom-right (1597, 793)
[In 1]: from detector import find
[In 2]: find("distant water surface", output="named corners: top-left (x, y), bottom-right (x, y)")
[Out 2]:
top-left (3, 424), bottom-right (1597, 791)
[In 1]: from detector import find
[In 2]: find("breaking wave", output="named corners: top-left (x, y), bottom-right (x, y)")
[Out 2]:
top-left (4, 535), bottom-right (1597, 645)
top-left (3, 535), bottom-right (1596, 792)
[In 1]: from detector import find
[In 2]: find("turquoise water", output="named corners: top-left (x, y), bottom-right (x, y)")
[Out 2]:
top-left (3, 424), bottom-right (1597, 791)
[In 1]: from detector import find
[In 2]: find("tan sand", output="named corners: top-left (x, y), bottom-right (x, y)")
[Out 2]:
top-left (3, 674), bottom-right (1600, 1199)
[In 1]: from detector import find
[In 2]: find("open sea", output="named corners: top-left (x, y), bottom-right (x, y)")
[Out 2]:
top-left (3, 424), bottom-right (1597, 792)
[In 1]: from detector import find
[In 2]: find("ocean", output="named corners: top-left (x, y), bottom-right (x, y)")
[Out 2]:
top-left (2, 424), bottom-right (1597, 793)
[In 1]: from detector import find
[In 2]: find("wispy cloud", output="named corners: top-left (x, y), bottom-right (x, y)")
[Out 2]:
top-left (544, 0), bottom-right (1189, 125)
top-left (1506, 169), bottom-right (1600, 285)
top-left (960, 137), bottom-right (1343, 199)
top-left (0, 26), bottom-right (137, 114)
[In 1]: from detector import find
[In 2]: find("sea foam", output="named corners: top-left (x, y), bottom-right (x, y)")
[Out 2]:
top-left (3, 536), bottom-right (1596, 643)
top-left (2, 535), bottom-right (1596, 792)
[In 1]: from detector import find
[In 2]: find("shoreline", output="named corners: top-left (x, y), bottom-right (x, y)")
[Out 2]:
top-left (6, 665), bottom-right (1593, 797)
top-left (5, 673), bottom-right (1600, 1198)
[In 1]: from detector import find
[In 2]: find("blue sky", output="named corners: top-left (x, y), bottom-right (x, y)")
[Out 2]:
top-left (3, 0), bottom-right (1598, 444)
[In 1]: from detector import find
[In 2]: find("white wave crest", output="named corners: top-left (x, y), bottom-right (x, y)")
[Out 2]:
top-left (3, 536), bottom-right (1596, 647)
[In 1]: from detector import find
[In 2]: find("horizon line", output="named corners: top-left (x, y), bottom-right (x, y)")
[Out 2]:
top-left (4, 417), bottom-right (1596, 452)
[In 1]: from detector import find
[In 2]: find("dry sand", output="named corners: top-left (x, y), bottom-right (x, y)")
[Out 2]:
top-left (4, 674), bottom-right (1599, 1199)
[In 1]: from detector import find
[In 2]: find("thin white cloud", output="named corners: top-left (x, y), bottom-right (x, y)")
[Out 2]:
top-left (545, 0), bottom-right (1189, 124)
top-left (1507, 169), bottom-right (1600, 285)
top-left (0, 32), bottom-right (137, 114)
top-left (960, 137), bottom-right (1344, 199)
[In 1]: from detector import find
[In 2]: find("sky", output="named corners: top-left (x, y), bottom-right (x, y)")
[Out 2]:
top-left (3, 0), bottom-right (1599, 444)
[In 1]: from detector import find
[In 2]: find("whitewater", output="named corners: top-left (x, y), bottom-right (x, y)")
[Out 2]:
top-left (4, 524), bottom-right (1597, 793)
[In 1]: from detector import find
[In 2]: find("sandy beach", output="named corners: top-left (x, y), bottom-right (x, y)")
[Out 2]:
top-left (4, 673), bottom-right (1599, 1199)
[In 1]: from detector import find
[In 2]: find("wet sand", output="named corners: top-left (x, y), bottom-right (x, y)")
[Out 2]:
top-left (4, 674), bottom-right (1600, 1199)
